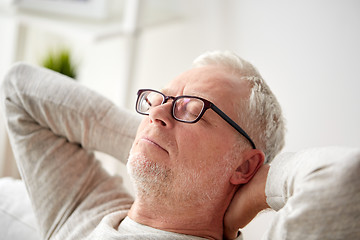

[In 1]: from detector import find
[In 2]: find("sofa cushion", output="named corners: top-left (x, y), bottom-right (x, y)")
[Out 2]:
top-left (0, 177), bottom-right (40, 240)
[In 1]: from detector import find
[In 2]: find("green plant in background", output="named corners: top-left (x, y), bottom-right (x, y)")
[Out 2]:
top-left (42, 48), bottom-right (77, 79)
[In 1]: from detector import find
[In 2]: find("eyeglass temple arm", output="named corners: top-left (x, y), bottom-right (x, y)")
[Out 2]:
top-left (210, 105), bottom-right (256, 149)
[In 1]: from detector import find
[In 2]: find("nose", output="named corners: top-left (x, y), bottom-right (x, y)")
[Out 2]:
top-left (148, 102), bottom-right (174, 128)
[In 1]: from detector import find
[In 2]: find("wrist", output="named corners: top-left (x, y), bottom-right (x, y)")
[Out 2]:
top-left (223, 224), bottom-right (241, 240)
top-left (254, 164), bottom-right (270, 211)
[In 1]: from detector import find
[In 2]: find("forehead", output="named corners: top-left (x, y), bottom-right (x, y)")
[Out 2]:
top-left (164, 66), bottom-right (250, 106)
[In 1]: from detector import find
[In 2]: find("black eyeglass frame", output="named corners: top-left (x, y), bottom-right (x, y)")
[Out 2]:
top-left (136, 89), bottom-right (256, 149)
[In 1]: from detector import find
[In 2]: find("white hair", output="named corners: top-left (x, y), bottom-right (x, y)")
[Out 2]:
top-left (192, 50), bottom-right (285, 163)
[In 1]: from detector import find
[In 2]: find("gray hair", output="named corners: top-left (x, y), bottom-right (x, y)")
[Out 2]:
top-left (192, 50), bottom-right (285, 163)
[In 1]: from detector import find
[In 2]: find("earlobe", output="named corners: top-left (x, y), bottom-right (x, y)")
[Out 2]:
top-left (230, 150), bottom-right (265, 185)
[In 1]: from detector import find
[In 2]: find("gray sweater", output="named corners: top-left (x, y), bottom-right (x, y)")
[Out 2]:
top-left (1, 63), bottom-right (359, 240)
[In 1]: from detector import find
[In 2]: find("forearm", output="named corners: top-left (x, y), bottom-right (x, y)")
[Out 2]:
top-left (0, 63), bottom-right (140, 238)
top-left (264, 147), bottom-right (360, 239)
top-left (1, 62), bottom-right (140, 162)
top-left (225, 146), bottom-right (360, 240)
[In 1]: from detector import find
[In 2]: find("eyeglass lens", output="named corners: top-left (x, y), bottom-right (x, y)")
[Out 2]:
top-left (137, 91), bottom-right (164, 113)
top-left (173, 97), bottom-right (204, 122)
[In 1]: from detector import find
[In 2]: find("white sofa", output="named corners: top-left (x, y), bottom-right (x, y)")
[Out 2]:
top-left (0, 177), bottom-right (40, 240)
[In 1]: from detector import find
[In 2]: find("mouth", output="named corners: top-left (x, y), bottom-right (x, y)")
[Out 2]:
top-left (140, 137), bottom-right (169, 154)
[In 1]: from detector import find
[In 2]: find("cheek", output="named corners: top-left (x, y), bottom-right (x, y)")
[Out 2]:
top-left (175, 128), bottom-right (233, 169)
top-left (130, 120), bottom-right (147, 155)
top-left (136, 118), bottom-right (147, 133)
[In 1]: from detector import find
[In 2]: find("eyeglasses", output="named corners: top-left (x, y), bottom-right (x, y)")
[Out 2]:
top-left (136, 89), bottom-right (256, 149)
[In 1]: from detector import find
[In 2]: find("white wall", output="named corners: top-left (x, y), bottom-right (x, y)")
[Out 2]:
top-left (0, 5), bottom-right (18, 178)
top-left (1, 0), bottom-right (360, 239)
top-left (227, 0), bottom-right (360, 152)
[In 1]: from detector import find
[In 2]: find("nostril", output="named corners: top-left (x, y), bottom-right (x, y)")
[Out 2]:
top-left (160, 121), bottom-right (166, 126)
top-left (150, 117), bottom-right (167, 127)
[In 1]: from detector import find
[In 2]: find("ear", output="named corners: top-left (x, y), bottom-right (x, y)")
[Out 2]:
top-left (230, 149), bottom-right (265, 185)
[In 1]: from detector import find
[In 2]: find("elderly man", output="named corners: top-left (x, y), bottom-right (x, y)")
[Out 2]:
top-left (1, 51), bottom-right (359, 240)
top-left (126, 51), bottom-right (284, 239)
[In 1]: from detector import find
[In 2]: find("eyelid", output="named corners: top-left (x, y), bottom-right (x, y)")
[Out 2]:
top-left (160, 88), bottom-right (170, 95)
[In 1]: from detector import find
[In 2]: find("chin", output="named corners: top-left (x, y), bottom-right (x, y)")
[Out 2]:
top-left (126, 152), bottom-right (174, 199)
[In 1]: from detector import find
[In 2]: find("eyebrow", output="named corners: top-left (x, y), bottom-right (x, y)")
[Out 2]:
top-left (160, 88), bottom-right (214, 105)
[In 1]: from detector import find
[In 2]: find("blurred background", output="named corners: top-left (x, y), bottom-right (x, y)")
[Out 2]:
top-left (0, 0), bottom-right (359, 239)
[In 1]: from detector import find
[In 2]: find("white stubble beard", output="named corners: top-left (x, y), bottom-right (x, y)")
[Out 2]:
top-left (126, 148), bottom-right (237, 209)
top-left (126, 152), bottom-right (174, 200)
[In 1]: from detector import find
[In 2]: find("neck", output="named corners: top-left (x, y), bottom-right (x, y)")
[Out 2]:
top-left (128, 187), bottom-right (235, 239)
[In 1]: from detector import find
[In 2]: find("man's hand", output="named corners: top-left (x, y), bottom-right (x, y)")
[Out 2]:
top-left (223, 164), bottom-right (270, 239)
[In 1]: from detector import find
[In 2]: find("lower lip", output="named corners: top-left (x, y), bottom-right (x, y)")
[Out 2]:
top-left (141, 138), bottom-right (168, 153)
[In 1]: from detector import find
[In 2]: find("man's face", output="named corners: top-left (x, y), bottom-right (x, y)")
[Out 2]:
top-left (127, 65), bottom-right (250, 205)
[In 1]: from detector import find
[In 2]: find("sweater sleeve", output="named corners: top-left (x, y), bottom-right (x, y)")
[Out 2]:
top-left (263, 147), bottom-right (360, 239)
top-left (0, 63), bottom-right (141, 239)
